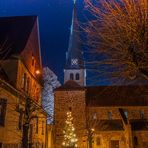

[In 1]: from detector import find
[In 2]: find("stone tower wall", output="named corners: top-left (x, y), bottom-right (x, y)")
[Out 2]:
top-left (54, 89), bottom-right (87, 148)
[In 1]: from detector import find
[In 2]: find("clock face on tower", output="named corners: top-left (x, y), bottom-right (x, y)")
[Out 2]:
top-left (71, 58), bottom-right (78, 66)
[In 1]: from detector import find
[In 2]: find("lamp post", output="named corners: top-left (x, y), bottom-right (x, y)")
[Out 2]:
top-left (87, 128), bottom-right (95, 148)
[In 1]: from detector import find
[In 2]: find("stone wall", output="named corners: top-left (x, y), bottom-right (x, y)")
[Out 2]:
top-left (87, 106), bottom-right (148, 148)
top-left (0, 87), bottom-right (22, 146)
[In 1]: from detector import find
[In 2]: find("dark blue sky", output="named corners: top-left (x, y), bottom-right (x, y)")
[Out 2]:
top-left (0, 0), bottom-right (84, 83)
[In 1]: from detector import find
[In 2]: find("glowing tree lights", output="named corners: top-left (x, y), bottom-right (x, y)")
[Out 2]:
top-left (62, 111), bottom-right (78, 148)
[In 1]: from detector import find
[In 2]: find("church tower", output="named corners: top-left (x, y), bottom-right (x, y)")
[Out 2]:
top-left (64, 1), bottom-right (86, 86)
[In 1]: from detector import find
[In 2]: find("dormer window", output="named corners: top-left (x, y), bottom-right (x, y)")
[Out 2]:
top-left (93, 113), bottom-right (97, 120)
top-left (32, 54), bottom-right (35, 66)
top-left (140, 110), bottom-right (144, 119)
top-left (21, 73), bottom-right (27, 91)
top-left (124, 110), bottom-right (128, 119)
top-left (70, 73), bottom-right (74, 80)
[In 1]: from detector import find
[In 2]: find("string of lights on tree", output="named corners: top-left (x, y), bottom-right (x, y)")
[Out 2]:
top-left (62, 111), bottom-right (78, 148)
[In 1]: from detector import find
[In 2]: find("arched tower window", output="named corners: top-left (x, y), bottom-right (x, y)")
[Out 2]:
top-left (75, 73), bottom-right (80, 80)
top-left (70, 73), bottom-right (74, 80)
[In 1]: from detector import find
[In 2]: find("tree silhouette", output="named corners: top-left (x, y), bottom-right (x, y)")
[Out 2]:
top-left (84, 0), bottom-right (148, 84)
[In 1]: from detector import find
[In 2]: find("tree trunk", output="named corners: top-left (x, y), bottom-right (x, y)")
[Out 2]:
top-left (88, 137), bottom-right (93, 148)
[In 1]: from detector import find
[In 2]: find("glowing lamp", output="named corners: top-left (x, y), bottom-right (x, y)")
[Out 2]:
top-left (91, 128), bottom-right (95, 132)
top-left (35, 70), bottom-right (40, 75)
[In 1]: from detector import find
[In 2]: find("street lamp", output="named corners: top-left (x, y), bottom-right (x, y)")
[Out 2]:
top-left (87, 128), bottom-right (95, 148)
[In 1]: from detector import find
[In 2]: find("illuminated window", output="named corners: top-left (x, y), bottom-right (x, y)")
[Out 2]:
top-left (32, 54), bottom-right (35, 66)
top-left (70, 73), bottom-right (74, 80)
top-left (21, 73), bottom-right (27, 91)
top-left (75, 73), bottom-right (80, 80)
top-left (32, 57), bottom-right (34, 66)
top-left (93, 113), bottom-right (97, 120)
top-left (0, 99), bottom-right (7, 126)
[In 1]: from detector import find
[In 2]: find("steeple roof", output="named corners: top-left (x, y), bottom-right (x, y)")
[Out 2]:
top-left (65, 1), bottom-right (84, 69)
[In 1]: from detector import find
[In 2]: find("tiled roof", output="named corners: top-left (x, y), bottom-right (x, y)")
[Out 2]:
top-left (86, 85), bottom-right (148, 107)
top-left (0, 67), bottom-right (9, 82)
top-left (56, 80), bottom-right (85, 90)
top-left (131, 119), bottom-right (148, 131)
top-left (95, 120), bottom-right (124, 131)
top-left (0, 16), bottom-right (37, 59)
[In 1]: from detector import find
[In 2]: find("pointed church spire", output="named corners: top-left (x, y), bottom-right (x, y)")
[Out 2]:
top-left (64, 0), bottom-right (86, 86)
top-left (65, 0), bottom-right (84, 69)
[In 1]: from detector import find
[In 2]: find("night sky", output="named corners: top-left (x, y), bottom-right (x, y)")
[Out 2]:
top-left (0, 0), bottom-right (84, 84)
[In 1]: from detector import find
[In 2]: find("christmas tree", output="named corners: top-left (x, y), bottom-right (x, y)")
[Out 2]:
top-left (62, 111), bottom-right (78, 148)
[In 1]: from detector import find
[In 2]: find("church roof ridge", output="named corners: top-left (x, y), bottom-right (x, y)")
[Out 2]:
top-left (86, 85), bottom-right (148, 107)
top-left (56, 80), bottom-right (85, 90)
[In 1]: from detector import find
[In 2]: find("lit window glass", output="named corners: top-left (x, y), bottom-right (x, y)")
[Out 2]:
top-left (93, 113), bottom-right (97, 120)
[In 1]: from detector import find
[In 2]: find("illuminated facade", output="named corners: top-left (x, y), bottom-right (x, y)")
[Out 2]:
top-left (0, 16), bottom-right (47, 148)
top-left (55, 2), bottom-right (148, 147)
top-left (54, 84), bottom-right (148, 148)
